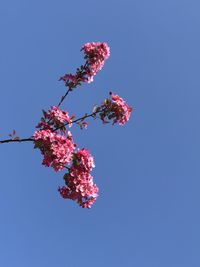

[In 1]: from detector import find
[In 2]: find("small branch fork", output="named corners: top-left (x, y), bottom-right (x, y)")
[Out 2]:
top-left (0, 61), bottom-right (102, 145)
top-left (0, 109), bottom-right (102, 144)
top-left (57, 61), bottom-right (88, 108)
top-left (53, 109), bottom-right (102, 132)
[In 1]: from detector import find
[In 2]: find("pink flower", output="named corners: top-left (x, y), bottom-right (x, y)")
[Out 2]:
top-left (100, 92), bottom-right (132, 125)
top-left (59, 169), bottom-right (98, 208)
top-left (82, 42), bottom-right (110, 82)
top-left (45, 106), bottom-right (72, 127)
top-left (59, 148), bottom-right (98, 208)
top-left (59, 74), bottom-right (78, 84)
top-left (33, 130), bottom-right (76, 171)
top-left (110, 93), bottom-right (132, 125)
top-left (60, 42), bottom-right (110, 87)
top-left (82, 42), bottom-right (110, 62)
top-left (73, 148), bottom-right (95, 172)
top-left (59, 73), bottom-right (87, 87)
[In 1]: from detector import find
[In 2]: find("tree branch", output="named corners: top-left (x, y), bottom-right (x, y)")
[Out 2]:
top-left (53, 108), bottom-right (102, 132)
top-left (57, 88), bottom-right (71, 107)
top-left (57, 62), bottom-right (88, 108)
top-left (0, 138), bottom-right (34, 144)
top-left (0, 107), bottom-right (103, 144)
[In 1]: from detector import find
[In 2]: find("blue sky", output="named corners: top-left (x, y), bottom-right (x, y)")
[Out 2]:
top-left (0, 0), bottom-right (200, 266)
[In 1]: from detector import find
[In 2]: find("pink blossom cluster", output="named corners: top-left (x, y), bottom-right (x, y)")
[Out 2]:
top-left (59, 71), bottom-right (87, 88)
top-left (36, 106), bottom-right (72, 132)
top-left (45, 106), bottom-right (72, 125)
top-left (73, 148), bottom-right (95, 171)
top-left (33, 129), bottom-right (76, 171)
top-left (82, 42), bottom-right (110, 82)
top-left (58, 148), bottom-right (98, 208)
top-left (34, 107), bottom-right (99, 208)
top-left (59, 42), bottom-right (110, 86)
top-left (99, 92), bottom-right (133, 125)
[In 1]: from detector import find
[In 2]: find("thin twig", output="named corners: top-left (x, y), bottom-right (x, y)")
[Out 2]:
top-left (0, 112), bottom-right (98, 144)
top-left (0, 138), bottom-right (34, 144)
top-left (0, 107), bottom-right (103, 144)
top-left (53, 109), bottom-right (102, 132)
top-left (57, 61), bottom-right (88, 108)
top-left (57, 88), bottom-right (71, 107)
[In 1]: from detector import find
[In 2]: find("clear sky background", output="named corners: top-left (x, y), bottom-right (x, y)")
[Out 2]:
top-left (0, 0), bottom-right (200, 266)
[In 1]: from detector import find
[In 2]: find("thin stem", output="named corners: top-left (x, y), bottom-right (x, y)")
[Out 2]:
top-left (0, 111), bottom-right (99, 144)
top-left (0, 138), bottom-right (34, 144)
top-left (60, 165), bottom-right (70, 171)
top-left (0, 111), bottom-right (98, 144)
top-left (72, 112), bottom-right (99, 124)
top-left (0, 107), bottom-right (103, 144)
top-left (57, 88), bottom-right (71, 107)
top-left (53, 108), bottom-right (103, 132)
top-left (57, 61), bottom-right (88, 108)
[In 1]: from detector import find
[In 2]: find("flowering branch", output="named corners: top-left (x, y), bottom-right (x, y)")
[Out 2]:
top-left (57, 60), bottom-right (89, 108)
top-left (0, 107), bottom-right (103, 144)
top-left (53, 108), bottom-right (103, 132)
top-left (0, 42), bottom-right (133, 209)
